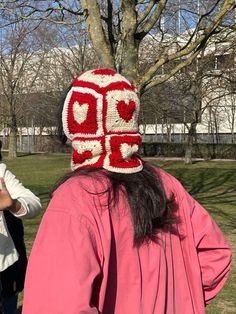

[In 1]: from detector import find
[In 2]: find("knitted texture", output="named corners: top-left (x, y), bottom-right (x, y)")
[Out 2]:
top-left (62, 68), bottom-right (143, 173)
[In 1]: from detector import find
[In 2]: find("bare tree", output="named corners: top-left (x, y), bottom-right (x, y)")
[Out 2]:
top-left (18, 23), bottom-right (100, 153)
top-left (41, 23), bottom-right (100, 91)
top-left (204, 69), bottom-right (236, 145)
top-left (140, 27), bottom-right (236, 163)
top-left (224, 94), bottom-right (236, 143)
top-left (0, 19), bottom-right (46, 157)
top-left (0, 0), bottom-right (235, 93)
top-left (0, 1), bottom-right (235, 158)
top-left (27, 22), bottom-right (100, 141)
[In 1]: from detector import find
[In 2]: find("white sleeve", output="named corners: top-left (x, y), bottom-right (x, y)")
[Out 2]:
top-left (3, 164), bottom-right (42, 219)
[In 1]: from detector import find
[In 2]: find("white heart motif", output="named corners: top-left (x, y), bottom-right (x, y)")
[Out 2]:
top-left (120, 143), bottom-right (139, 159)
top-left (73, 101), bottom-right (89, 124)
top-left (72, 140), bottom-right (103, 165)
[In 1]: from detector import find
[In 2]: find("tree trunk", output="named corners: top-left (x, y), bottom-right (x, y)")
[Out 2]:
top-left (80, 0), bottom-right (115, 68)
top-left (184, 122), bottom-right (197, 164)
top-left (19, 128), bottom-right (22, 152)
top-left (231, 130), bottom-right (235, 144)
top-left (119, 1), bottom-right (139, 83)
top-left (8, 129), bottom-right (17, 158)
top-left (28, 131), bottom-right (31, 154)
top-left (8, 109), bottom-right (18, 158)
top-left (231, 109), bottom-right (235, 143)
top-left (184, 144), bottom-right (193, 164)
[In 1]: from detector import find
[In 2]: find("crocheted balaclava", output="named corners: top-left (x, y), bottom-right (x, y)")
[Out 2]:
top-left (62, 68), bottom-right (143, 173)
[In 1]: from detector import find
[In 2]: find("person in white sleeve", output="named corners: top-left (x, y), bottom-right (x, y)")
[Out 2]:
top-left (0, 148), bottom-right (41, 314)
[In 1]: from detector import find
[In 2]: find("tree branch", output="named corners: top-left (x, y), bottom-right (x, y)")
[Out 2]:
top-left (136, 0), bottom-right (167, 40)
top-left (179, 0), bottom-right (222, 53)
top-left (140, 0), bottom-right (235, 92)
top-left (106, 0), bottom-right (116, 52)
top-left (137, 0), bottom-right (156, 25)
top-left (141, 50), bottom-right (200, 93)
top-left (0, 2), bottom-right (83, 27)
top-left (80, 0), bottom-right (115, 68)
top-left (54, 0), bottom-right (83, 16)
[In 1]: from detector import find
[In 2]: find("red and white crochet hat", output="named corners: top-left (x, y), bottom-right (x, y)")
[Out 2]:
top-left (62, 68), bottom-right (143, 173)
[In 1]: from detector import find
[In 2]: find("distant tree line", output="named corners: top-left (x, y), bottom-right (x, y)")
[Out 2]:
top-left (0, 0), bottom-right (235, 163)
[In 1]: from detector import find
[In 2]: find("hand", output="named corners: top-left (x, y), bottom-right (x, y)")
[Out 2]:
top-left (0, 177), bottom-right (14, 210)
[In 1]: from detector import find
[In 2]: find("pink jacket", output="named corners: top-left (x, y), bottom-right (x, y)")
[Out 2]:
top-left (22, 168), bottom-right (232, 314)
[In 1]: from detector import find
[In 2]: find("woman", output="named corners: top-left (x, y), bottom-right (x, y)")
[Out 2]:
top-left (0, 143), bottom-right (42, 314)
top-left (22, 69), bottom-right (231, 314)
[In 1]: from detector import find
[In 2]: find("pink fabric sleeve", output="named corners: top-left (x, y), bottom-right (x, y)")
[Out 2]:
top-left (22, 210), bottom-right (102, 314)
top-left (185, 192), bottom-right (232, 305)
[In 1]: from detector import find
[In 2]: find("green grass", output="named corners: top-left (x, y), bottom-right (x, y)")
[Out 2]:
top-left (3, 154), bottom-right (236, 313)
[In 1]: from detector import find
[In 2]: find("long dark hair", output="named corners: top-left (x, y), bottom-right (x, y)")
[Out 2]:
top-left (109, 163), bottom-right (175, 245)
top-left (56, 88), bottom-right (175, 246)
top-left (53, 164), bottom-right (174, 246)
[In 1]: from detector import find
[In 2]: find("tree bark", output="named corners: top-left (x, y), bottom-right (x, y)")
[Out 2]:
top-left (80, 0), bottom-right (115, 68)
top-left (184, 121), bottom-right (197, 164)
top-left (119, 0), bottom-right (139, 83)
top-left (8, 114), bottom-right (17, 158)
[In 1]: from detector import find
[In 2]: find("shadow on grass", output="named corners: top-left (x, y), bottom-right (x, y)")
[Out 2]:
top-left (17, 153), bottom-right (45, 157)
top-left (16, 306), bottom-right (22, 313)
top-left (173, 168), bottom-right (236, 231)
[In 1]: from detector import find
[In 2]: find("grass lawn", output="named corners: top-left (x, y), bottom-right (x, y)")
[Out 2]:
top-left (3, 153), bottom-right (236, 314)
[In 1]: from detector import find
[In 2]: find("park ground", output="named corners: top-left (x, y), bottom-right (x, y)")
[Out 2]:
top-left (3, 153), bottom-right (236, 314)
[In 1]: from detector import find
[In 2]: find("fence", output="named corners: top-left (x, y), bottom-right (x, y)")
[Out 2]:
top-left (1, 134), bottom-right (236, 158)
